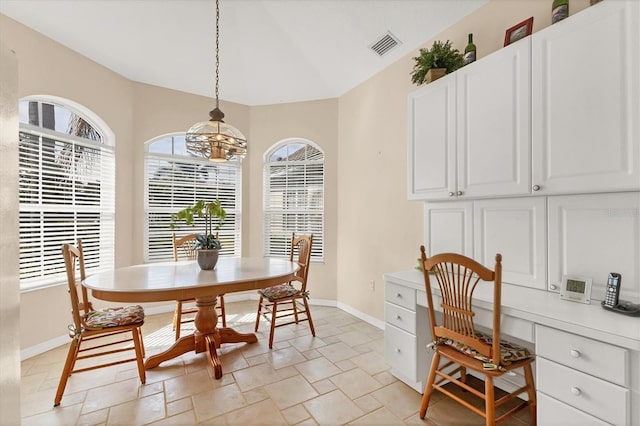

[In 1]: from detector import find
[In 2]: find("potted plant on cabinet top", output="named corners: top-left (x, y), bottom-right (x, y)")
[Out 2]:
top-left (410, 40), bottom-right (464, 85)
top-left (170, 200), bottom-right (226, 270)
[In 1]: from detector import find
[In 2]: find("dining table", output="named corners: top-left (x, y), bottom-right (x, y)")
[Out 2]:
top-left (82, 257), bottom-right (298, 379)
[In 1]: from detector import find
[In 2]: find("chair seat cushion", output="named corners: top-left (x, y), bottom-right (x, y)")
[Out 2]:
top-left (259, 284), bottom-right (301, 300)
top-left (84, 305), bottom-right (145, 329)
top-left (440, 330), bottom-right (532, 370)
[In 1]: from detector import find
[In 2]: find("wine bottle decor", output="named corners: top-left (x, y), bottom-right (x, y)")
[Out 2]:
top-left (463, 33), bottom-right (476, 66)
top-left (552, 0), bottom-right (569, 24)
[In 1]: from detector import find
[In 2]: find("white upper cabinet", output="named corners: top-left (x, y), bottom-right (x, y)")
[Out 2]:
top-left (531, 0), bottom-right (640, 195)
top-left (408, 39), bottom-right (531, 200)
top-left (407, 74), bottom-right (456, 200)
top-left (457, 39), bottom-right (531, 198)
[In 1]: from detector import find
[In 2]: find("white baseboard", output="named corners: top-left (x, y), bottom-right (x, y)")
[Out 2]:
top-left (21, 297), bottom-right (380, 360)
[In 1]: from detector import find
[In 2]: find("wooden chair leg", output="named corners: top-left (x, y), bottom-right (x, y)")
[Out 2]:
top-left (255, 296), bottom-right (263, 332)
top-left (54, 339), bottom-right (80, 407)
top-left (268, 301), bottom-right (277, 349)
top-left (485, 375), bottom-right (495, 426)
top-left (293, 299), bottom-right (299, 323)
top-left (303, 297), bottom-right (316, 336)
top-left (420, 352), bottom-right (440, 418)
top-left (219, 295), bottom-right (227, 328)
top-left (132, 328), bottom-right (146, 384)
top-left (523, 363), bottom-right (537, 426)
top-left (174, 301), bottom-right (182, 340)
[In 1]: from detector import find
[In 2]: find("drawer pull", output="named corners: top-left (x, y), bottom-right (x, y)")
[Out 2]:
top-left (395, 348), bottom-right (401, 353)
top-left (395, 293), bottom-right (402, 298)
top-left (570, 387), bottom-right (581, 396)
top-left (395, 314), bottom-right (401, 320)
top-left (570, 349), bottom-right (581, 358)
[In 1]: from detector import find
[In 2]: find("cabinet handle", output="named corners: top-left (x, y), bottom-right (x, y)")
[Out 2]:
top-left (457, 190), bottom-right (463, 196)
top-left (550, 284), bottom-right (558, 291)
top-left (395, 293), bottom-right (402, 298)
top-left (532, 185), bottom-right (541, 191)
top-left (448, 192), bottom-right (455, 197)
top-left (570, 349), bottom-right (581, 358)
top-left (395, 348), bottom-right (401, 353)
top-left (395, 315), bottom-right (402, 320)
top-left (571, 387), bottom-right (581, 396)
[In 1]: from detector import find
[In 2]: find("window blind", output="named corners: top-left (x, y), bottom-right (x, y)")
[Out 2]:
top-left (264, 142), bottom-right (324, 261)
top-left (18, 126), bottom-right (115, 289)
top-left (145, 152), bottom-right (242, 262)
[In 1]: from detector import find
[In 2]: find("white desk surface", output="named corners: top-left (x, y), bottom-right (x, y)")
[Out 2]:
top-left (384, 269), bottom-right (640, 351)
top-left (84, 257), bottom-right (298, 303)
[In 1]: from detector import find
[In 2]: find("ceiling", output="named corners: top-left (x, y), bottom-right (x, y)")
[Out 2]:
top-left (0, 0), bottom-right (489, 106)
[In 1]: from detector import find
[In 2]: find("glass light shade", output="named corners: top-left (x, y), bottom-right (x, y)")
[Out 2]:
top-left (185, 118), bottom-right (247, 162)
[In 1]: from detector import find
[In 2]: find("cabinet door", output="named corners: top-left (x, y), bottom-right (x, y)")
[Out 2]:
top-left (548, 192), bottom-right (640, 302)
top-left (408, 75), bottom-right (456, 200)
top-left (474, 197), bottom-right (547, 290)
top-left (424, 201), bottom-right (473, 256)
top-left (532, 0), bottom-right (640, 194)
top-left (457, 38), bottom-right (531, 198)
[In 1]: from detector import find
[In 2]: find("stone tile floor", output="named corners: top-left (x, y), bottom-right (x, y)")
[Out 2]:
top-left (20, 301), bottom-right (534, 425)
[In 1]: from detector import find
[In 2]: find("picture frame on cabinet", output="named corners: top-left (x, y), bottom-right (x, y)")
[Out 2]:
top-left (504, 17), bottom-right (534, 46)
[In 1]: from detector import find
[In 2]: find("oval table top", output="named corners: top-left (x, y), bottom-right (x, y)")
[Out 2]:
top-left (83, 257), bottom-right (299, 303)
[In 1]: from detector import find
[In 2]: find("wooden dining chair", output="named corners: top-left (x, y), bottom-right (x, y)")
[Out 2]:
top-left (419, 246), bottom-right (536, 426)
top-left (172, 232), bottom-right (226, 340)
top-left (255, 233), bottom-right (315, 348)
top-left (55, 239), bottom-right (146, 407)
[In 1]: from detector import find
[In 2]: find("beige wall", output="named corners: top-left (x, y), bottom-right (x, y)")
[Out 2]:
top-left (1, 0), bottom-right (594, 352)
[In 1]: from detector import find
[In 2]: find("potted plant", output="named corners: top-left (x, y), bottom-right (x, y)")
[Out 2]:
top-left (410, 40), bottom-right (463, 85)
top-left (170, 200), bottom-right (226, 270)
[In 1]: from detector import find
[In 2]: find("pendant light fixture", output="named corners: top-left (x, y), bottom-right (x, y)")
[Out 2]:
top-left (185, 0), bottom-right (247, 162)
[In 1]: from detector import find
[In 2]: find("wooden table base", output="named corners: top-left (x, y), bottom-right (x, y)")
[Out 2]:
top-left (143, 295), bottom-right (257, 379)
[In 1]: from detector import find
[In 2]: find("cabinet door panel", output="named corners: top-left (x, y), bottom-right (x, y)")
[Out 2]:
top-left (424, 201), bottom-right (473, 256)
top-left (458, 39), bottom-right (531, 198)
top-left (532, 0), bottom-right (640, 194)
top-left (548, 192), bottom-right (640, 302)
top-left (474, 198), bottom-right (546, 289)
top-left (408, 76), bottom-right (456, 200)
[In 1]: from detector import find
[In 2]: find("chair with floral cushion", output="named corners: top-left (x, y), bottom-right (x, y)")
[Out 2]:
top-left (172, 232), bottom-right (226, 340)
top-left (419, 246), bottom-right (536, 426)
top-left (255, 233), bottom-right (314, 348)
top-left (54, 239), bottom-right (146, 407)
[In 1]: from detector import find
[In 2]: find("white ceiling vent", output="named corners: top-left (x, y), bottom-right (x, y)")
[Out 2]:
top-left (369, 31), bottom-right (401, 56)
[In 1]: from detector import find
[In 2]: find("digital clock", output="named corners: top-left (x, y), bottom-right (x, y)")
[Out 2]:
top-left (559, 274), bottom-right (592, 304)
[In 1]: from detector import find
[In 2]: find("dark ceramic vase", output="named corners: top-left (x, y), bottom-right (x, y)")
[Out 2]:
top-left (197, 249), bottom-right (219, 270)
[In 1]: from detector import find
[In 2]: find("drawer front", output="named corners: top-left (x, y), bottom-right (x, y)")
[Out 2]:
top-left (537, 392), bottom-right (610, 426)
top-left (537, 357), bottom-right (629, 425)
top-left (385, 324), bottom-right (417, 380)
top-left (535, 325), bottom-right (629, 386)
top-left (385, 282), bottom-right (416, 310)
top-left (385, 302), bottom-right (416, 334)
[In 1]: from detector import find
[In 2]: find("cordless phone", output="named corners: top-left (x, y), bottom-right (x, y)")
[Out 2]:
top-left (603, 272), bottom-right (621, 307)
top-left (601, 272), bottom-right (640, 316)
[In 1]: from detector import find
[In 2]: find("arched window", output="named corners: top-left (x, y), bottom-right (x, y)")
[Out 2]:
top-left (263, 139), bottom-right (324, 261)
top-left (18, 98), bottom-right (114, 289)
top-left (144, 134), bottom-right (242, 261)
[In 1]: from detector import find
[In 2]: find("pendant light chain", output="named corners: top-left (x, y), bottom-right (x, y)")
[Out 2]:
top-left (215, 0), bottom-right (220, 110)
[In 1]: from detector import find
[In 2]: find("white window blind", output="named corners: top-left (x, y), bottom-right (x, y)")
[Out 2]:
top-left (145, 135), bottom-right (242, 262)
top-left (18, 100), bottom-right (114, 289)
top-left (264, 141), bottom-right (324, 261)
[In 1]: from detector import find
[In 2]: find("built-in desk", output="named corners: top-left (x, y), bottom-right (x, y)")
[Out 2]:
top-left (384, 270), bottom-right (640, 425)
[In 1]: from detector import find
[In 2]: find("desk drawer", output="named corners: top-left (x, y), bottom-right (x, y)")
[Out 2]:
top-left (537, 357), bottom-right (629, 426)
top-left (385, 324), bottom-right (417, 380)
top-left (535, 325), bottom-right (629, 386)
top-left (537, 392), bottom-right (610, 426)
top-left (385, 282), bottom-right (416, 310)
top-left (385, 302), bottom-right (416, 334)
